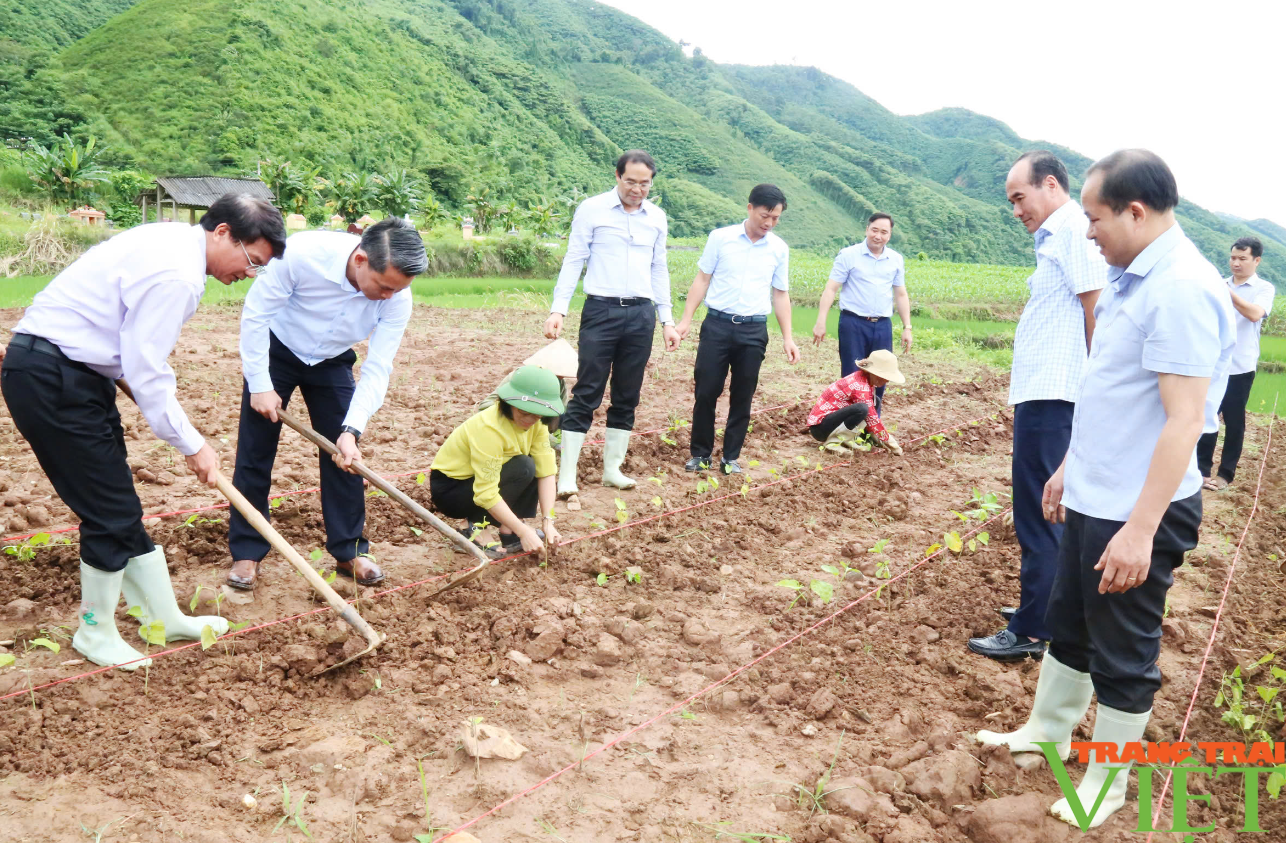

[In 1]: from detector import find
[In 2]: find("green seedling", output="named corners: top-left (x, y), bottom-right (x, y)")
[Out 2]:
top-left (660, 434), bottom-right (677, 446)
top-left (709, 474), bottom-right (719, 490)
top-left (777, 730), bottom-right (848, 817)
top-left (365, 488), bottom-right (388, 498)
top-left (748, 459), bottom-right (760, 468)
top-left (28, 637), bottom-right (59, 654)
top-left (416, 472), bottom-right (426, 485)
top-left (1214, 655), bottom-right (1286, 744)
top-left (648, 474), bottom-right (666, 486)
top-left (696, 479), bottom-right (710, 494)
top-left (414, 759), bottom-right (451, 842)
top-left (273, 781), bottom-right (313, 840)
top-left (595, 572), bottom-right (610, 586)
top-left (624, 568), bottom-right (643, 584)
top-left (308, 548), bottom-right (323, 562)
top-left (944, 532), bottom-right (963, 554)
top-left (739, 482), bottom-right (750, 498)
top-left (79, 816), bottom-right (132, 843)
top-left (3, 531), bottom-right (51, 563)
top-left (679, 708), bottom-right (697, 721)
top-left (869, 539), bottom-right (890, 554)
top-left (182, 514), bottom-right (220, 528)
top-left (409, 526), bottom-right (423, 536)
top-left (270, 497), bottom-right (284, 509)
top-left (651, 495), bottom-right (664, 508)
top-left (776, 577), bottom-right (833, 609)
top-left (0, 653), bottom-right (14, 668)
top-left (692, 822), bottom-right (791, 842)
top-left (535, 817), bottom-right (567, 842)
top-left (614, 497), bottom-right (629, 524)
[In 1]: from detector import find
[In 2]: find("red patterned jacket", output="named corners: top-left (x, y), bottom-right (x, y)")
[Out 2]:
top-left (806, 371), bottom-right (889, 442)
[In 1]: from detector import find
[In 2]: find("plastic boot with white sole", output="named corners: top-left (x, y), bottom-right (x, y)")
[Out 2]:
top-left (976, 653), bottom-right (1093, 760)
top-left (822, 424), bottom-right (853, 453)
top-left (601, 428), bottom-right (636, 489)
top-left (1050, 704), bottom-right (1151, 829)
top-left (73, 562), bottom-right (152, 671)
top-left (557, 430), bottom-right (584, 498)
top-left (122, 547), bottom-right (230, 642)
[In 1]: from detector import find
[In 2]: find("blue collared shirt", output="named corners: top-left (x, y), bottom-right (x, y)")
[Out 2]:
top-left (696, 222), bottom-right (789, 316)
top-left (1009, 200), bottom-right (1107, 405)
top-left (1063, 224), bottom-right (1235, 521)
top-left (240, 231), bottom-right (412, 433)
top-left (551, 188), bottom-right (673, 323)
top-left (829, 240), bottom-right (905, 317)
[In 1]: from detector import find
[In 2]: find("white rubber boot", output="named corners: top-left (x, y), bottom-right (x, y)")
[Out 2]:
top-left (840, 420), bottom-right (868, 450)
top-left (122, 547), bottom-right (230, 642)
top-left (1051, 704), bottom-right (1151, 829)
top-left (601, 428), bottom-right (636, 489)
top-left (823, 423), bottom-right (854, 453)
top-left (558, 430), bottom-right (585, 498)
top-left (976, 653), bottom-right (1093, 760)
top-left (73, 562), bottom-right (152, 671)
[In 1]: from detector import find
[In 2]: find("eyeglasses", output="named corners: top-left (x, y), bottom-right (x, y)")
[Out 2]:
top-left (239, 241), bottom-right (269, 277)
top-left (622, 179), bottom-right (652, 190)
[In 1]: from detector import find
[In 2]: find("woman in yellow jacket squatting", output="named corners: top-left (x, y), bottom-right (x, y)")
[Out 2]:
top-left (431, 365), bottom-right (564, 560)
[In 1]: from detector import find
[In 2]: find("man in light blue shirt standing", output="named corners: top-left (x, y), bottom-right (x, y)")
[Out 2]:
top-left (813, 213), bottom-right (912, 411)
top-left (545, 150), bottom-right (680, 496)
top-left (969, 151), bottom-right (1106, 663)
top-left (675, 184), bottom-right (800, 474)
top-left (978, 150), bottom-right (1235, 830)
top-left (227, 217), bottom-right (428, 591)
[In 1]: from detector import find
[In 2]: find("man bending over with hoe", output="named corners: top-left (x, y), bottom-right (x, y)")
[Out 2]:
top-left (1, 194), bottom-right (285, 669)
top-left (806, 350), bottom-right (905, 456)
top-left (226, 217), bottom-right (428, 591)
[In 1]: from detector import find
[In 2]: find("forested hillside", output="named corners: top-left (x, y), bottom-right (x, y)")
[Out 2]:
top-left (1, 0), bottom-right (1280, 282)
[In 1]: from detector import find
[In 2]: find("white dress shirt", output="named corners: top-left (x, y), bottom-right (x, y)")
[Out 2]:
top-left (1227, 274), bottom-right (1276, 375)
top-left (828, 240), bottom-right (905, 317)
top-left (1008, 201), bottom-right (1108, 405)
top-left (550, 188), bottom-right (673, 324)
top-left (1063, 225), bottom-right (1235, 522)
top-left (240, 231), bottom-right (411, 433)
top-left (697, 222), bottom-right (789, 316)
top-left (14, 223), bottom-right (208, 455)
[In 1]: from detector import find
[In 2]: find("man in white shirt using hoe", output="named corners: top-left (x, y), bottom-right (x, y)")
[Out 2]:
top-left (969, 151), bottom-right (1106, 662)
top-left (813, 213), bottom-right (912, 411)
top-left (1, 194), bottom-right (285, 669)
top-left (545, 150), bottom-right (680, 496)
top-left (225, 217), bottom-right (428, 591)
top-left (978, 150), bottom-right (1235, 830)
top-left (1197, 236), bottom-right (1275, 490)
top-left (675, 183), bottom-right (800, 474)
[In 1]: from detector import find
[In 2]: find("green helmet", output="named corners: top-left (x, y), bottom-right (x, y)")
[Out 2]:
top-left (496, 365), bottom-right (565, 418)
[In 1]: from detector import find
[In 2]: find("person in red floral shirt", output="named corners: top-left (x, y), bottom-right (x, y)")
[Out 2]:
top-left (807, 350), bottom-right (905, 455)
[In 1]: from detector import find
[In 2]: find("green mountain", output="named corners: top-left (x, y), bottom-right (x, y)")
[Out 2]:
top-left (2, 0), bottom-right (1281, 286)
top-left (1218, 213), bottom-right (1286, 252)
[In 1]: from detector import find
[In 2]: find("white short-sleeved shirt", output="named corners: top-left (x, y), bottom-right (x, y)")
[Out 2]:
top-left (1227, 274), bottom-right (1276, 375)
top-left (1063, 225), bottom-right (1235, 522)
top-left (828, 240), bottom-right (905, 318)
top-left (1008, 201), bottom-right (1107, 405)
top-left (697, 222), bottom-right (789, 317)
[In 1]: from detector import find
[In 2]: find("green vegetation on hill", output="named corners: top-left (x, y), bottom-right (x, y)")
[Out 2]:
top-left (0, 0), bottom-right (1281, 285)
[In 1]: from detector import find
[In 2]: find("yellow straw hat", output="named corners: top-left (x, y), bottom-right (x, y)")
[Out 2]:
top-left (856, 349), bottom-right (905, 385)
top-left (523, 338), bottom-right (579, 379)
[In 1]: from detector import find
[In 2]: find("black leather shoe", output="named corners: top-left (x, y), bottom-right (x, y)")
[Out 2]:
top-left (968, 629), bottom-right (1047, 661)
top-left (720, 459), bottom-right (742, 474)
top-left (685, 457), bottom-right (712, 472)
top-left (998, 606), bottom-right (1017, 622)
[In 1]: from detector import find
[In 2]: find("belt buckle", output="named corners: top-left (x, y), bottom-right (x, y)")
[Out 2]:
top-left (731, 314), bottom-right (745, 324)
top-left (618, 297), bottom-right (629, 306)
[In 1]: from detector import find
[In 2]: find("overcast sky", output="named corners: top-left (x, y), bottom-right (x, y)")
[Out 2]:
top-left (600, 0), bottom-right (1285, 226)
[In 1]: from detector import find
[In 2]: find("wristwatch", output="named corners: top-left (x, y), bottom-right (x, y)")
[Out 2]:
top-left (340, 425), bottom-right (362, 442)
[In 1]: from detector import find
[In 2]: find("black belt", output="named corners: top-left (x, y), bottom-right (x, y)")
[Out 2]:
top-left (586, 294), bottom-right (652, 306)
top-left (7, 333), bottom-right (101, 375)
top-left (705, 308), bottom-right (767, 324)
top-left (843, 311), bottom-right (889, 323)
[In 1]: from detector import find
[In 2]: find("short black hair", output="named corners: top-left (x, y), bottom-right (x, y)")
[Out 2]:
top-left (748, 183), bottom-right (787, 211)
top-left (616, 150), bottom-right (657, 177)
top-left (868, 212), bottom-right (893, 228)
top-left (201, 194), bottom-right (287, 258)
top-left (361, 216), bottom-right (429, 276)
top-left (1015, 150), bottom-right (1070, 194)
top-left (1232, 236), bottom-right (1263, 259)
top-left (497, 400), bottom-right (515, 420)
top-left (1085, 149), bottom-right (1179, 214)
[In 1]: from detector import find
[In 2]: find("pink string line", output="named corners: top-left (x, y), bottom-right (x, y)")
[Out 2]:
top-left (0, 410), bottom-right (1000, 703)
top-left (1143, 398), bottom-right (1278, 841)
top-left (438, 510), bottom-right (1009, 840)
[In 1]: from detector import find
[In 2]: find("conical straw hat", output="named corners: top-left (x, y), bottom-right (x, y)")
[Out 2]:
top-left (524, 338), bottom-right (579, 379)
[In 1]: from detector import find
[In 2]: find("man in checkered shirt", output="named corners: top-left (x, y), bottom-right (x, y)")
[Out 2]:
top-left (969, 151), bottom-right (1107, 662)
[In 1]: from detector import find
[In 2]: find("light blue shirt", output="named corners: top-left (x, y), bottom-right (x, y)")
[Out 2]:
top-left (551, 188), bottom-right (673, 324)
top-left (240, 231), bottom-right (412, 433)
top-left (829, 240), bottom-right (905, 317)
top-left (696, 222), bottom-right (789, 316)
top-left (1009, 201), bottom-right (1107, 405)
top-left (1063, 225), bottom-right (1235, 522)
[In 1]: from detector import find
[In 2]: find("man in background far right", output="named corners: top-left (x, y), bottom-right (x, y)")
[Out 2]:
top-left (1197, 236), bottom-right (1275, 491)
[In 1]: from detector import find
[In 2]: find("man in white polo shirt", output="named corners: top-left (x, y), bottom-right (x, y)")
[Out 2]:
top-left (1197, 236), bottom-right (1275, 490)
top-left (675, 184), bottom-right (800, 474)
top-left (969, 151), bottom-right (1106, 663)
top-left (813, 213), bottom-right (912, 411)
top-left (977, 150), bottom-right (1235, 829)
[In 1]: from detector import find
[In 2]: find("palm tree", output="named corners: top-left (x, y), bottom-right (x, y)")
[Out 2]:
top-left (375, 169), bottom-right (422, 218)
top-left (23, 134), bottom-right (111, 208)
top-left (329, 172), bottom-right (379, 223)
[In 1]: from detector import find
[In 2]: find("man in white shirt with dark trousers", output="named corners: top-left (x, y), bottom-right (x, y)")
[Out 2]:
top-left (545, 150), bottom-right (680, 496)
top-left (225, 217), bottom-right (427, 591)
top-left (1, 193), bottom-right (285, 670)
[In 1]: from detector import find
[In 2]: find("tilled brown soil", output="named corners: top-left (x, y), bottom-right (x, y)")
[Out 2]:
top-left (0, 303), bottom-right (1280, 843)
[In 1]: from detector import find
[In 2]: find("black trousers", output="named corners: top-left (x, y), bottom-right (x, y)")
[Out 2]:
top-left (1008, 400), bottom-right (1074, 641)
top-left (1197, 370), bottom-right (1256, 483)
top-left (1047, 493), bottom-right (1201, 714)
top-left (429, 457), bottom-right (538, 531)
top-left (690, 316), bottom-right (769, 462)
top-left (809, 402), bottom-right (870, 441)
top-left (229, 333), bottom-right (368, 563)
top-left (561, 298), bottom-right (655, 433)
top-left (838, 312), bottom-right (892, 411)
top-left (1, 340), bottom-right (154, 572)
